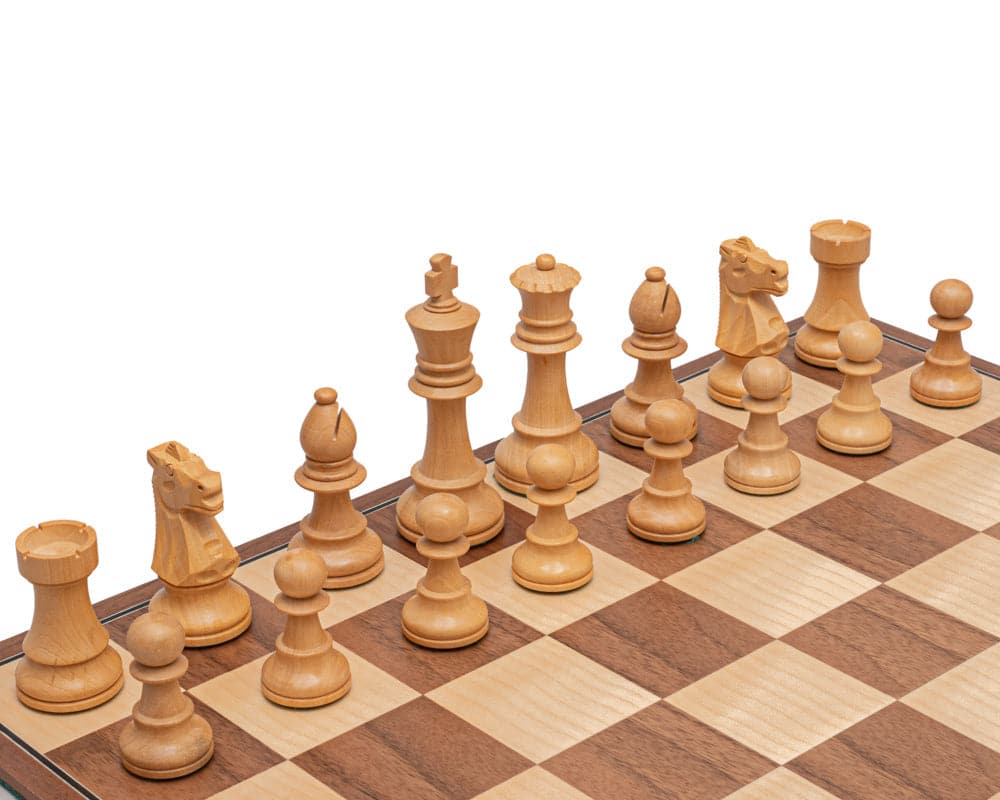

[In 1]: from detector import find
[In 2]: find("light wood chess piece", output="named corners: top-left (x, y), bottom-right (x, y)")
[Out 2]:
top-left (511, 444), bottom-right (594, 592)
top-left (119, 612), bottom-right (214, 779)
top-left (724, 357), bottom-right (801, 495)
top-left (610, 267), bottom-right (697, 445)
top-left (817, 320), bottom-right (893, 454)
top-left (795, 219), bottom-right (872, 368)
top-left (147, 441), bottom-right (252, 647)
top-left (396, 254), bottom-right (504, 546)
top-left (261, 549), bottom-right (352, 707)
top-left (288, 388), bottom-right (384, 588)
top-left (15, 520), bottom-right (124, 713)
top-left (910, 279), bottom-right (982, 407)
top-left (627, 400), bottom-right (706, 542)
top-left (493, 254), bottom-right (599, 494)
top-left (707, 237), bottom-right (791, 407)
top-left (402, 493), bottom-right (490, 649)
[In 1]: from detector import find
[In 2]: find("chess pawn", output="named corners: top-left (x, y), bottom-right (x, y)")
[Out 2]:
top-left (909, 279), bottom-right (982, 407)
top-left (288, 388), bottom-right (384, 588)
top-left (817, 321), bottom-right (893, 454)
top-left (15, 521), bottom-right (124, 713)
top-left (512, 444), bottom-right (594, 592)
top-left (795, 220), bottom-right (872, 368)
top-left (493, 254), bottom-right (600, 494)
top-left (610, 267), bottom-right (697, 445)
top-left (402, 493), bottom-right (490, 649)
top-left (119, 612), bottom-right (214, 779)
top-left (724, 357), bottom-right (801, 495)
top-left (261, 549), bottom-right (352, 707)
top-left (626, 400), bottom-right (706, 542)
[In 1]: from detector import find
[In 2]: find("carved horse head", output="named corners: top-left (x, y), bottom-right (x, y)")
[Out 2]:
top-left (719, 237), bottom-right (789, 297)
top-left (147, 441), bottom-right (223, 516)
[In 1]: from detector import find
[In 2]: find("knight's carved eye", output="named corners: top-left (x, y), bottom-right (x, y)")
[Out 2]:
top-left (197, 484), bottom-right (205, 492)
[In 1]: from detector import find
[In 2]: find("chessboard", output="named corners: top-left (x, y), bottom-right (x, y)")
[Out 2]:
top-left (2, 319), bottom-right (999, 800)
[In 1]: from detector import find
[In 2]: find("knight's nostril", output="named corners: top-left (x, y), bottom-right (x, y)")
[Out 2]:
top-left (197, 484), bottom-right (205, 492)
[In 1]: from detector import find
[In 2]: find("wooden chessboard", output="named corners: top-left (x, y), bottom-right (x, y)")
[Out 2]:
top-left (2, 319), bottom-right (999, 800)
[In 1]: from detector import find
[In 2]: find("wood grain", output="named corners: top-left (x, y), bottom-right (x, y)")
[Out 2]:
top-left (723, 767), bottom-right (839, 800)
top-left (209, 761), bottom-right (347, 800)
top-left (472, 767), bottom-right (592, 800)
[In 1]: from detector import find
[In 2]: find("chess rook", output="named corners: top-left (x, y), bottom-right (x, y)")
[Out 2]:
top-left (261, 549), bottom-right (352, 707)
top-left (396, 254), bottom-right (504, 546)
top-left (493, 254), bottom-right (599, 494)
top-left (817, 321), bottom-right (893, 454)
top-left (289, 388), bottom-right (384, 588)
top-left (724, 357), bottom-right (801, 495)
top-left (512, 444), bottom-right (594, 592)
top-left (708, 237), bottom-right (791, 407)
top-left (910, 279), bottom-right (982, 407)
top-left (147, 442), bottom-right (252, 647)
top-left (610, 267), bottom-right (697, 445)
top-left (15, 521), bottom-right (124, 713)
top-left (402, 493), bottom-right (490, 649)
top-left (119, 613), bottom-right (214, 779)
top-left (795, 219), bottom-right (872, 368)
top-left (627, 400), bottom-right (706, 542)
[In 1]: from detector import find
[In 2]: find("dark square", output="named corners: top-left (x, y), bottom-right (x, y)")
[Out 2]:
top-left (47, 698), bottom-right (283, 800)
top-left (553, 583), bottom-right (771, 696)
top-left (783, 407), bottom-right (951, 481)
top-left (328, 594), bottom-right (541, 693)
top-left (782, 586), bottom-right (998, 697)
top-left (962, 417), bottom-right (1000, 454)
top-left (774, 484), bottom-right (975, 581)
top-left (789, 703), bottom-right (1000, 800)
top-left (780, 335), bottom-right (925, 389)
top-left (544, 702), bottom-right (775, 800)
top-left (294, 697), bottom-right (530, 800)
top-left (576, 494), bottom-right (762, 579)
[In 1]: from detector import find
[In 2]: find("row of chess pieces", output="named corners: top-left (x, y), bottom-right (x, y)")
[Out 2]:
top-left (11, 219), bottom-right (983, 780)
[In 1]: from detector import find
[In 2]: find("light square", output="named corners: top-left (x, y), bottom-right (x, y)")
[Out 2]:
top-left (463, 543), bottom-right (658, 634)
top-left (723, 767), bottom-right (840, 800)
top-left (209, 761), bottom-right (348, 799)
top-left (667, 640), bottom-right (892, 764)
top-left (869, 439), bottom-right (1000, 532)
top-left (877, 365), bottom-right (1000, 437)
top-left (0, 641), bottom-right (141, 753)
top-left (887, 533), bottom-right (1000, 636)
top-left (684, 448), bottom-right (860, 530)
top-left (427, 636), bottom-right (658, 763)
top-left (665, 530), bottom-right (879, 637)
top-left (474, 766), bottom-right (594, 800)
top-left (235, 545), bottom-right (424, 627)
top-left (902, 643), bottom-right (1000, 752)
top-left (189, 646), bottom-right (418, 758)
top-left (486, 450), bottom-right (646, 520)
top-left (684, 370), bottom-right (837, 429)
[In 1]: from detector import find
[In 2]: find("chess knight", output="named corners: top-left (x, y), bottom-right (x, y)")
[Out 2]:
top-left (707, 237), bottom-right (791, 407)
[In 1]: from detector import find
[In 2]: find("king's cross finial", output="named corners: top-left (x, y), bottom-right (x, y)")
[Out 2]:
top-left (425, 253), bottom-right (459, 309)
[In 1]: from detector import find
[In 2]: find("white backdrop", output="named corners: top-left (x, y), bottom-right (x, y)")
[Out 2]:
top-left (1, 2), bottom-right (998, 643)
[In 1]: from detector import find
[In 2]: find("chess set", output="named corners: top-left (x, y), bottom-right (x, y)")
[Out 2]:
top-left (1, 219), bottom-right (999, 800)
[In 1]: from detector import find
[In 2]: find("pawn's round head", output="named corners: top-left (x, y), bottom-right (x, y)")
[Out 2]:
top-left (838, 320), bottom-right (883, 362)
top-left (415, 492), bottom-right (469, 544)
top-left (741, 356), bottom-right (789, 400)
top-left (645, 399), bottom-right (694, 444)
top-left (930, 279), bottom-right (973, 319)
top-left (274, 549), bottom-right (327, 599)
top-left (127, 612), bottom-right (185, 667)
top-left (527, 444), bottom-right (575, 490)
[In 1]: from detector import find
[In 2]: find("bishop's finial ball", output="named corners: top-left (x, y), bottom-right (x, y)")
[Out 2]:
top-left (535, 254), bottom-right (556, 271)
top-left (527, 444), bottom-right (575, 490)
top-left (741, 356), bottom-right (789, 400)
top-left (127, 612), bottom-right (185, 668)
top-left (314, 387), bottom-right (338, 405)
top-left (645, 266), bottom-right (665, 282)
top-left (274, 549), bottom-right (328, 599)
top-left (839, 320), bottom-right (883, 362)
top-left (930, 278), bottom-right (973, 319)
top-left (415, 493), bottom-right (469, 543)
top-left (645, 399), bottom-right (694, 445)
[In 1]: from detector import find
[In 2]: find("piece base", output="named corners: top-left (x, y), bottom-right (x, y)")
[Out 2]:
top-left (397, 516), bottom-right (503, 547)
top-left (261, 678), bottom-right (351, 709)
top-left (402, 619), bottom-right (489, 650)
top-left (511, 567), bottom-right (594, 594)
top-left (323, 553), bottom-right (385, 589)
top-left (626, 518), bottom-right (706, 543)
top-left (724, 473), bottom-right (800, 496)
top-left (816, 430), bottom-right (892, 455)
top-left (122, 742), bottom-right (214, 780)
top-left (182, 607), bottom-right (252, 648)
top-left (794, 340), bottom-right (839, 369)
top-left (909, 387), bottom-right (982, 409)
top-left (493, 464), bottom-right (599, 497)
top-left (16, 671), bottom-right (124, 714)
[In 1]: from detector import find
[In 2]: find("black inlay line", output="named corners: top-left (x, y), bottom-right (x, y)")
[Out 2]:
top-left (0, 725), bottom-right (101, 800)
